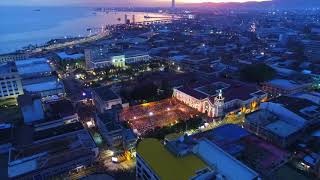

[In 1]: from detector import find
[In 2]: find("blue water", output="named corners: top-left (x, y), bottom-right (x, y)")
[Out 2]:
top-left (0, 6), bottom-right (168, 54)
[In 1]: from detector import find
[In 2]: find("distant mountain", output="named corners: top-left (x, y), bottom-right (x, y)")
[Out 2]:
top-left (180, 0), bottom-right (320, 9)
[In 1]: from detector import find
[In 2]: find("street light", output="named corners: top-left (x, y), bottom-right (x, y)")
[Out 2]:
top-left (149, 112), bottom-right (154, 116)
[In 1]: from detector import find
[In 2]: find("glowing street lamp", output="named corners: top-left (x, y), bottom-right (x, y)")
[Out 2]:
top-left (149, 112), bottom-right (154, 116)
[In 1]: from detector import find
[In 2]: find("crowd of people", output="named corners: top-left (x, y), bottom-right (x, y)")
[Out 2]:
top-left (120, 98), bottom-right (199, 135)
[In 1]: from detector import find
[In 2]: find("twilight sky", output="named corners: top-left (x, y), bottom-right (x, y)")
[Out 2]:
top-left (0, 0), bottom-right (270, 7)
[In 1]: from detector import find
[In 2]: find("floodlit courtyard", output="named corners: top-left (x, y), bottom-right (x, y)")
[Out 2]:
top-left (120, 98), bottom-right (201, 135)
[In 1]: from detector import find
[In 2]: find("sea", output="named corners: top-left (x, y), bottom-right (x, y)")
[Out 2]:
top-left (0, 6), bottom-right (169, 54)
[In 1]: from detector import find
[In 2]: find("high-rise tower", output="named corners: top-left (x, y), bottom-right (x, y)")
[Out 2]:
top-left (172, 0), bottom-right (175, 9)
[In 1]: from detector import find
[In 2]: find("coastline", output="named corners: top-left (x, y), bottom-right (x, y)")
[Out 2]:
top-left (0, 7), bottom-right (172, 55)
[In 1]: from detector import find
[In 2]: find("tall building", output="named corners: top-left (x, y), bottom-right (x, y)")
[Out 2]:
top-left (0, 62), bottom-right (24, 100)
top-left (172, 0), bottom-right (175, 9)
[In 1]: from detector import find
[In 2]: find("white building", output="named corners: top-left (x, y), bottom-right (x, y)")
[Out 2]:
top-left (173, 80), bottom-right (267, 117)
top-left (0, 62), bottom-right (24, 100)
top-left (85, 48), bottom-right (150, 69)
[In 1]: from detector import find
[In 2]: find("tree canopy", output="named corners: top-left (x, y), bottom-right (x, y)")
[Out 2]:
top-left (240, 63), bottom-right (276, 83)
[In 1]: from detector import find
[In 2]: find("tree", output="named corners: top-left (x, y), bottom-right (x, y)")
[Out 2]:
top-left (240, 63), bottom-right (275, 83)
top-left (131, 82), bottom-right (158, 101)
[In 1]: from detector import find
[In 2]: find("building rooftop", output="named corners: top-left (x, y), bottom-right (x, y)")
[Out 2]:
top-left (195, 140), bottom-right (259, 180)
top-left (137, 138), bottom-right (207, 180)
top-left (16, 58), bottom-right (52, 76)
top-left (43, 99), bottom-right (75, 119)
top-left (18, 95), bottom-right (45, 124)
top-left (265, 79), bottom-right (305, 90)
top-left (176, 79), bottom-right (263, 102)
top-left (57, 52), bottom-right (84, 60)
top-left (265, 120), bottom-right (301, 137)
top-left (8, 130), bottom-right (96, 178)
top-left (124, 50), bottom-right (149, 58)
top-left (94, 87), bottom-right (120, 102)
top-left (246, 109), bottom-right (302, 138)
top-left (97, 113), bottom-right (122, 132)
top-left (33, 121), bottom-right (84, 141)
top-left (0, 62), bottom-right (17, 74)
top-left (271, 96), bottom-right (320, 121)
top-left (193, 124), bottom-right (289, 176)
top-left (193, 124), bottom-right (250, 145)
top-left (23, 77), bottom-right (64, 93)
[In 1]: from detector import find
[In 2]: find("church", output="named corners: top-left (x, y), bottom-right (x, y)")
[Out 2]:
top-left (173, 79), bottom-right (268, 118)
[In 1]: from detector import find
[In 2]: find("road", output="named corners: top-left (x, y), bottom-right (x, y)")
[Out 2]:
top-left (30, 31), bottom-right (109, 54)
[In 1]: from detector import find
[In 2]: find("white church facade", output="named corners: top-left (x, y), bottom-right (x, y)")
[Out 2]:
top-left (173, 80), bottom-right (268, 118)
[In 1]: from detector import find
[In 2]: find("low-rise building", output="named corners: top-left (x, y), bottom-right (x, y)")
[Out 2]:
top-left (96, 111), bottom-right (123, 147)
top-left (96, 107), bottom-right (137, 150)
top-left (0, 62), bottom-right (24, 100)
top-left (245, 108), bottom-right (303, 148)
top-left (15, 58), bottom-right (52, 79)
top-left (173, 79), bottom-right (267, 118)
top-left (92, 86), bottom-right (122, 113)
top-left (189, 124), bottom-right (289, 177)
top-left (18, 96), bottom-right (78, 125)
top-left (22, 76), bottom-right (65, 98)
top-left (85, 47), bottom-right (150, 69)
top-left (262, 79), bottom-right (310, 97)
top-left (18, 95), bottom-right (45, 125)
top-left (303, 40), bottom-right (320, 62)
top-left (57, 52), bottom-right (84, 60)
top-left (246, 96), bottom-right (320, 147)
top-left (8, 121), bottom-right (98, 179)
top-left (136, 138), bottom-right (260, 180)
top-left (0, 53), bottom-right (29, 63)
top-left (0, 123), bottom-right (13, 153)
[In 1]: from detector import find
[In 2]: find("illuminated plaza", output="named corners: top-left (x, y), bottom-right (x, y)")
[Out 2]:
top-left (120, 98), bottom-right (200, 135)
